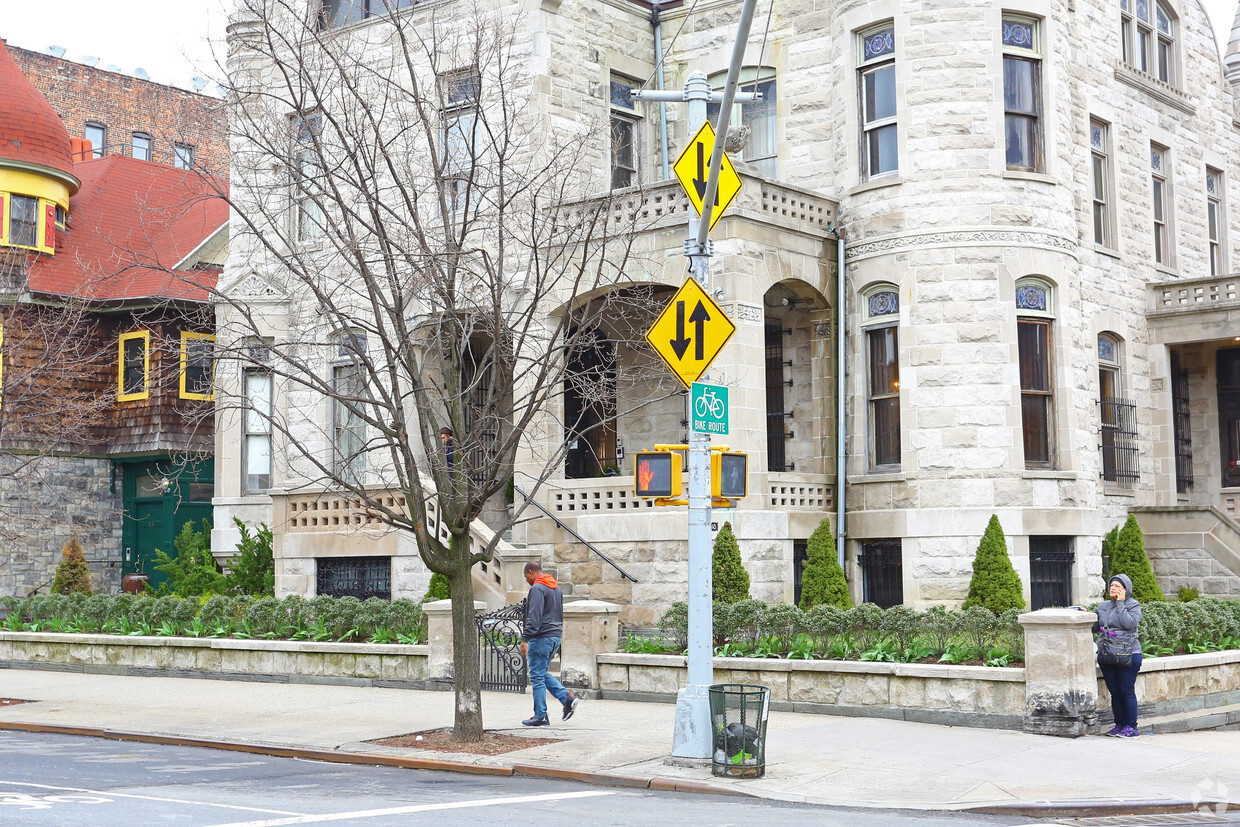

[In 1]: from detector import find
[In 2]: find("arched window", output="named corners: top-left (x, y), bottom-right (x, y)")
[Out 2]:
top-left (1122, 0), bottom-right (1176, 85)
top-left (862, 284), bottom-right (900, 469)
top-left (1016, 278), bottom-right (1054, 466)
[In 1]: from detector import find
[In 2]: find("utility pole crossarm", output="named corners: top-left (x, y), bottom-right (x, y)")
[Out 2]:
top-left (631, 91), bottom-right (762, 103)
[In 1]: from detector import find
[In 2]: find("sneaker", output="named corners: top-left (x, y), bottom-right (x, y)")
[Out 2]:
top-left (563, 695), bottom-right (579, 721)
top-left (522, 715), bottom-right (550, 727)
top-left (1117, 726), bottom-right (1140, 738)
top-left (1104, 725), bottom-right (1124, 736)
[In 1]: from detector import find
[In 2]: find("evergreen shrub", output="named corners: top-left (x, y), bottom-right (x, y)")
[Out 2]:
top-left (711, 522), bottom-right (750, 603)
top-left (51, 536), bottom-right (92, 595)
top-left (962, 515), bottom-right (1025, 614)
top-left (799, 517), bottom-right (850, 610)
top-left (1108, 514), bottom-right (1165, 602)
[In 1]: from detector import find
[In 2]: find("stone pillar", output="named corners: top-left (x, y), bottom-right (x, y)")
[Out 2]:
top-left (559, 600), bottom-right (622, 690)
top-left (423, 599), bottom-right (485, 682)
top-left (1019, 608), bottom-right (1099, 737)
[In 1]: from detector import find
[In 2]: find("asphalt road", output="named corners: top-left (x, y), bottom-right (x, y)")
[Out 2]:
top-left (0, 731), bottom-right (1044, 826)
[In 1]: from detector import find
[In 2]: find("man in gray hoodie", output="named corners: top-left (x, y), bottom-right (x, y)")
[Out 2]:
top-left (518, 561), bottom-right (578, 727)
top-left (1095, 573), bottom-right (1143, 737)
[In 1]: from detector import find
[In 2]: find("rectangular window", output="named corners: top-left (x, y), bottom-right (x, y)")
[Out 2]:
top-left (85, 122), bottom-right (106, 158)
top-left (858, 25), bottom-right (897, 180)
top-left (318, 0), bottom-right (413, 30)
top-left (1219, 349), bottom-right (1240, 488)
top-left (243, 369), bottom-right (272, 493)
top-left (315, 556), bottom-right (392, 599)
top-left (1003, 17), bottom-right (1042, 172)
top-left (179, 332), bottom-right (215, 400)
top-left (765, 322), bottom-right (789, 472)
top-left (1171, 350), bottom-right (1193, 493)
top-left (131, 132), bottom-right (153, 162)
top-left (867, 325), bottom-right (900, 468)
top-left (441, 73), bottom-right (480, 213)
top-left (1208, 167), bottom-right (1225, 275)
top-left (293, 115), bottom-right (325, 242)
top-left (1151, 143), bottom-right (1171, 266)
top-left (333, 363), bottom-right (366, 484)
top-left (1090, 119), bottom-right (1112, 247)
top-left (174, 143), bottom-right (194, 169)
top-left (1029, 537), bottom-right (1073, 610)
top-left (859, 540), bottom-right (902, 608)
top-left (1019, 319), bottom-right (1053, 465)
top-left (708, 73), bottom-right (778, 177)
top-left (610, 75), bottom-right (638, 190)
top-left (8, 195), bottom-right (39, 248)
top-left (117, 331), bottom-right (150, 402)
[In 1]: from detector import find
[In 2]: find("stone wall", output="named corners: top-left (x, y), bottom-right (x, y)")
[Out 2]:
top-left (0, 632), bottom-right (430, 687)
top-left (0, 455), bottom-right (122, 597)
top-left (1147, 544), bottom-right (1240, 598)
top-left (1103, 650), bottom-right (1240, 731)
top-left (597, 653), bottom-right (1026, 728)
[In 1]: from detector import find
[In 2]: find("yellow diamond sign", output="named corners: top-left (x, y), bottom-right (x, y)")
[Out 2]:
top-left (672, 121), bottom-right (742, 233)
top-left (646, 277), bottom-right (737, 388)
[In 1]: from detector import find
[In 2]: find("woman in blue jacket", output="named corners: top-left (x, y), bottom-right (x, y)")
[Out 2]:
top-left (1096, 573), bottom-right (1143, 737)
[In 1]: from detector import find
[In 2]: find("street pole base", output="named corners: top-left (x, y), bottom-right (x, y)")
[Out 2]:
top-left (670, 684), bottom-right (712, 758)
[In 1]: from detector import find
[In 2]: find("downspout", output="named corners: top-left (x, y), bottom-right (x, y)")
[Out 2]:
top-left (835, 230), bottom-right (846, 570)
top-left (652, 4), bottom-right (670, 180)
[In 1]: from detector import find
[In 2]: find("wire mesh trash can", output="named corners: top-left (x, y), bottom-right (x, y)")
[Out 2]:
top-left (708, 683), bottom-right (769, 778)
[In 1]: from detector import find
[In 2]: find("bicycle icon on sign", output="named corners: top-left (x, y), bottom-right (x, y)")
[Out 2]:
top-left (694, 387), bottom-right (725, 418)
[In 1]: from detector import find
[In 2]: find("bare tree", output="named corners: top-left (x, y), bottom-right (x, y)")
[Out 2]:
top-left (218, 0), bottom-right (666, 740)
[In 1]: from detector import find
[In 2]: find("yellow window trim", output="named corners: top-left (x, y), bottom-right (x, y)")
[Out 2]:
top-left (0, 192), bottom-right (56, 255)
top-left (118, 330), bottom-right (151, 402)
top-left (179, 331), bottom-right (216, 401)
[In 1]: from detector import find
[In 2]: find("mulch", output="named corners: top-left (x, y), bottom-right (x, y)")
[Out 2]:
top-left (367, 728), bottom-right (561, 756)
top-left (0, 699), bottom-right (32, 707)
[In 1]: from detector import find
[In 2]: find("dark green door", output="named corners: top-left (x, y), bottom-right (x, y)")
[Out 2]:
top-left (120, 459), bottom-right (215, 590)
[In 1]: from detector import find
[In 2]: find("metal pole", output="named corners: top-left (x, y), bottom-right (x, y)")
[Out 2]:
top-left (652, 4), bottom-right (671, 181)
top-left (836, 232), bottom-right (847, 570)
top-left (670, 0), bottom-right (760, 761)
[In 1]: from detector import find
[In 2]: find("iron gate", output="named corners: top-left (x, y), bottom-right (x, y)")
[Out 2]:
top-left (476, 601), bottom-right (527, 692)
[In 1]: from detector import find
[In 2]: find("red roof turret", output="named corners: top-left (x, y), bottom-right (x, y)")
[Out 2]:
top-left (0, 38), bottom-right (79, 193)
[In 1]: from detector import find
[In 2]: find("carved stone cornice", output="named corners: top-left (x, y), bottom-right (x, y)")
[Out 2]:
top-left (844, 228), bottom-right (1078, 263)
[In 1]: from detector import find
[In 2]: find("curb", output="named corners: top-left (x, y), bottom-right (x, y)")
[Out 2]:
top-left (962, 799), bottom-right (1240, 818)
top-left (0, 721), bottom-right (751, 799)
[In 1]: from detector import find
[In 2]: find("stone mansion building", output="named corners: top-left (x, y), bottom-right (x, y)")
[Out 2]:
top-left (216, 0), bottom-right (1240, 625)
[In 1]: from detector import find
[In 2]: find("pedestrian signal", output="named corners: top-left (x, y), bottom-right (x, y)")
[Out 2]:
top-left (712, 451), bottom-right (748, 500)
top-left (634, 451), bottom-right (682, 498)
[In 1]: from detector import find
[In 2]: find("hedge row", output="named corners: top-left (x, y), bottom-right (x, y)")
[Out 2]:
top-left (0, 593), bottom-right (427, 644)
top-left (1139, 598), bottom-right (1240, 655)
top-left (643, 601), bottom-right (1027, 666)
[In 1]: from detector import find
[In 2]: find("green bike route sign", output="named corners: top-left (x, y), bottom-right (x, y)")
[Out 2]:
top-left (691, 382), bottom-right (728, 435)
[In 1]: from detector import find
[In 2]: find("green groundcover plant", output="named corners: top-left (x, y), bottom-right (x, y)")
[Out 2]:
top-left (0, 593), bottom-right (428, 644)
top-left (619, 597), bottom-right (1240, 665)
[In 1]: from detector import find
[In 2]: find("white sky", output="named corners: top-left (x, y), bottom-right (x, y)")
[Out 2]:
top-left (0, 0), bottom-right (1237, 93)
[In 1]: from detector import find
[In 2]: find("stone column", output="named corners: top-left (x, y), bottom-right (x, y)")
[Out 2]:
top-left (559, 600), bottom-right (622, 690)
top-left (1019, 608), bottom-right (1099, 737)
top-left (423, 599), bottom-right (485, 682)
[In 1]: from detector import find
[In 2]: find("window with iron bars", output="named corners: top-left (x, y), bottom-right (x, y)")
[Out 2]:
top-left (1029, 537), bottom-right (1073, 610)
top-left (1099, 397), bottom-right (1139, 486)
top-left (316, 556), bottom-right (391, 600)
top-left (859, 540), bottom-right (902, 608)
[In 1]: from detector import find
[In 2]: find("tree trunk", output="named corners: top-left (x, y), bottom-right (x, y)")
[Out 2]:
top-left (448, 550), bottom-right (485, 742)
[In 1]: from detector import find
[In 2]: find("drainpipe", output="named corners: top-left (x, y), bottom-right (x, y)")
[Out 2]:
top-left (835, 230), bottom-right (846, 570)
top-left (652, 4), bottom-right (671, 180)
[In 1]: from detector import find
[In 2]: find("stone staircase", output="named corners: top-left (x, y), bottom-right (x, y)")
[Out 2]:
top-left (1134, 506), bottom-right (1240, 597)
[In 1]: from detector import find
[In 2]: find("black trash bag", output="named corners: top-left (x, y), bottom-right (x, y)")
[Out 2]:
top-left (714, 721), bottom-right (760, 758)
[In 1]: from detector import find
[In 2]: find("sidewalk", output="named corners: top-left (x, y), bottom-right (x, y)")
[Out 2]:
top-left (1, 667), bottom-right (1238, 816)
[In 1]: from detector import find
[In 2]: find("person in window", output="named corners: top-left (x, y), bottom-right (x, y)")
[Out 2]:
top-left (1094, 573), bottom-right (1142, 737)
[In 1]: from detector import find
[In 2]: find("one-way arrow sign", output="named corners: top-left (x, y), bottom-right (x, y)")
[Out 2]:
top-left (672, 121), bottom-right (742, 233)
top-left (646, 277), bottom-right (736, 389)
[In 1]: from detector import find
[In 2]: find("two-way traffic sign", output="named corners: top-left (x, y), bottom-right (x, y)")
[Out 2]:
top-left (646, 278), bottom-right (737, 388)
top-left (672, 121), bottom-right (742, 232)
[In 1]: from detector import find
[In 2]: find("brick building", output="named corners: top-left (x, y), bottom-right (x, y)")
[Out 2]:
top-left (10, 45), bottom-right (228, 178)
top-left (0, 39), bottom-right (226, 596)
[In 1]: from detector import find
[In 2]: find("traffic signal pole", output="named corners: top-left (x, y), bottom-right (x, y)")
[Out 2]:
top-left (632, 0), bottom-right (760, 760)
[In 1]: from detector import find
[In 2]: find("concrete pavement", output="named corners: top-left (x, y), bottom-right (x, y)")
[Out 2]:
top-left (1, 666), bottom-right (1238, 817)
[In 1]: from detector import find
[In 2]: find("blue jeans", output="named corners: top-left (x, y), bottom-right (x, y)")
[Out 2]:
top-left (1100, 652), bottom-right (1143, 728)
top-left (527, 636), bottom-right (568, 720)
